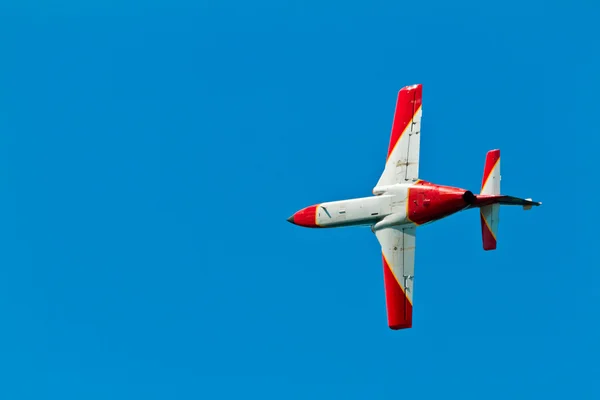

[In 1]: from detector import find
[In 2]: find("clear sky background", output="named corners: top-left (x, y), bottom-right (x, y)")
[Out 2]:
top-left (0, 1), bottom-right (598, 398)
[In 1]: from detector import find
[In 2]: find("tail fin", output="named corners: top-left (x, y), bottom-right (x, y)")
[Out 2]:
top-left (480, 150), bottom-right (500, 250)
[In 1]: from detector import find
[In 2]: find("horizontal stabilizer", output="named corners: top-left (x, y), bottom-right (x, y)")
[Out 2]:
top-left (480, 204), bottom-right (499, 250)
top-left (480, 150), bottom-right (500, 250)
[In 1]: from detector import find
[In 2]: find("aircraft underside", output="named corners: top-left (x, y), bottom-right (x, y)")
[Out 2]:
top-left (288, 84), bottom-right (541, 330)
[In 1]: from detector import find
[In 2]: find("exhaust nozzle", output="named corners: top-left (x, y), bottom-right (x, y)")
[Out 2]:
top-left (462, 190), bottom-right (476, 205)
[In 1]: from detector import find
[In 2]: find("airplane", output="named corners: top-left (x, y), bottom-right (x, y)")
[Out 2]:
top-left (287, 84), bottom-right (541, 330)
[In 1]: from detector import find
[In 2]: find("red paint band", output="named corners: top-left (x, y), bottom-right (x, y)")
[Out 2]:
top-left (407, 181), bottom-right (471, 225)
top-left (480, 212), bottom-right (497, 250)
top-left (382, 255), bottom-right (412, 330)
top-left (481, 149), bottom-right (500, 191)
top-left (387, 84), bottom-right (422, 161)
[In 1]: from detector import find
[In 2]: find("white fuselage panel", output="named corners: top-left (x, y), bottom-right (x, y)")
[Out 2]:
top-left (316, 184), bottom-right (412, 228)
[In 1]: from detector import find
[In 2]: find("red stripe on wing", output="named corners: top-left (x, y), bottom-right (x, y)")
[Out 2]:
top-left (382, 255), bottom-right (412, 330)
top-left (386, 84), bottom-right (422, 161)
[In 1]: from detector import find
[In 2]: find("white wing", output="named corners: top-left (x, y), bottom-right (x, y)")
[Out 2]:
top-left (375, 84), bottom-right (422, 189)
top-left (375, 226), bottom-right (416, 329)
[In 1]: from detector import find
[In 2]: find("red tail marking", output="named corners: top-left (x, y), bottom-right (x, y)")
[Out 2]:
top-left (481, 149), bottom-right (500, 191)
top-left (480, 212), bottom-right (497, 250)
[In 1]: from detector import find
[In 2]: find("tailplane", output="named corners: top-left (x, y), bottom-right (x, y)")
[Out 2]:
top-left (477, 149), bottom-right (541, 251)
top-left (480, 150), bottom-right (500, 250)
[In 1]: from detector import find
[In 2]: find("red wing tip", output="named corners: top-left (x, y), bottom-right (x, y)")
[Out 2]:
top-left (389, 324), bottom-right (412, 330)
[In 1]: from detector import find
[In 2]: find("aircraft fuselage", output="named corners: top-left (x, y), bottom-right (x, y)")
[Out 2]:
top-left (288, 180), bottom-right (476, 231)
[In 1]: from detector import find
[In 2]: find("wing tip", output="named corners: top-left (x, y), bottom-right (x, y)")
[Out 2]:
top-left (480, 211), bottom-right (498, 250)
top-left (389, 322), bottom-right (413, 330)
top-left (400, 83), bottom-right (422, 92)
top-left (382, 255), bottom-right (413, 331)
top-left (398, 84), bottom-right (423, 99)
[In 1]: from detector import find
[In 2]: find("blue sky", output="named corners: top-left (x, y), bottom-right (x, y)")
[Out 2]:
top-left (0, 1), bottom-right (598, 398)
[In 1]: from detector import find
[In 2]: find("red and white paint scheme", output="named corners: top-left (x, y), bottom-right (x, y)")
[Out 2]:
top-left (287, 84), bottom-right (541, 330)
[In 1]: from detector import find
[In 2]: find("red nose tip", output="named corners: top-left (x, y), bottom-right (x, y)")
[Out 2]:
top-left (287, 205), bottom-right (320, 228)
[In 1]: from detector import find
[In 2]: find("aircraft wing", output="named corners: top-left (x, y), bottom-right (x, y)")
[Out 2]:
top-left (375, 84), bottom-right (422, 188)
top-left (375, 226), bottom-right (415, 329)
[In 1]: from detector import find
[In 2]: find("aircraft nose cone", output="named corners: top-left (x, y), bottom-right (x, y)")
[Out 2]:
top-left (288, 205), bottom-right (320, 228)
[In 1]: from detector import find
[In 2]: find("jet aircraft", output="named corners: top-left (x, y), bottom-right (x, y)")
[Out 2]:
top-left (287, 84), bottom-right (541, 330)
